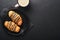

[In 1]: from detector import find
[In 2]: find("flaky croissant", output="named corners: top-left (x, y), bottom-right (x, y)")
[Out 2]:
top-left (8, 11), bottom-right (23, 26)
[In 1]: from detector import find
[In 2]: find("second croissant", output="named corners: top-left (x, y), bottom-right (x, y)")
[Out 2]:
top-left (4, 21), bottom-right (20, 32)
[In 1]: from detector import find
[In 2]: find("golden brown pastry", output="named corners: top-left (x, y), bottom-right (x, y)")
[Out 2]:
top-left (8, 11), bottom-right (23, 26)
top-left (4, 21), bottom-right (20, 32)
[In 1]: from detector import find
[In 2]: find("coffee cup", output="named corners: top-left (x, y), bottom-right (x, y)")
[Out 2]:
top-left (14, 0), bottom-right (29, 8)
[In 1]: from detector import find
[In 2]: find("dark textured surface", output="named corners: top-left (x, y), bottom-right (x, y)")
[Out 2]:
top-left (0, 0), bottom-right (60, 40)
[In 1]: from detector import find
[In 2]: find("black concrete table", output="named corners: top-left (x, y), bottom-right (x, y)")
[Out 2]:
top-left (0, 0), bottom-right (60, 40)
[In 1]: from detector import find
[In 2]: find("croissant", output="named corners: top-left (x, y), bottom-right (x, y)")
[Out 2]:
top-left (4, 21), bottom-right (20, 32)
top-left (8, 11), bottom-right (23, 26)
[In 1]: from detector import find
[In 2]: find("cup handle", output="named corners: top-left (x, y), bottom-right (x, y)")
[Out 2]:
top-left (14, 4), bottom-right (19, 8)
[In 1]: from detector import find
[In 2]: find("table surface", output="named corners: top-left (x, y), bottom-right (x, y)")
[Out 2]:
top-left (0, 0), bottom-right (60, 40)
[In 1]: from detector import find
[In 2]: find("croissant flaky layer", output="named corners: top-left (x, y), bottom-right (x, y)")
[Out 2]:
top-left (8, 11), bottom-right (23, 26)
top-left (4, 21), bottom-right (20, 32)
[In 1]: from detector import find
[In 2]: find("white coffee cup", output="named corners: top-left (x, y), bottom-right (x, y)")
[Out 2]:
top-left (15, 0), bottom-right (29, 8)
